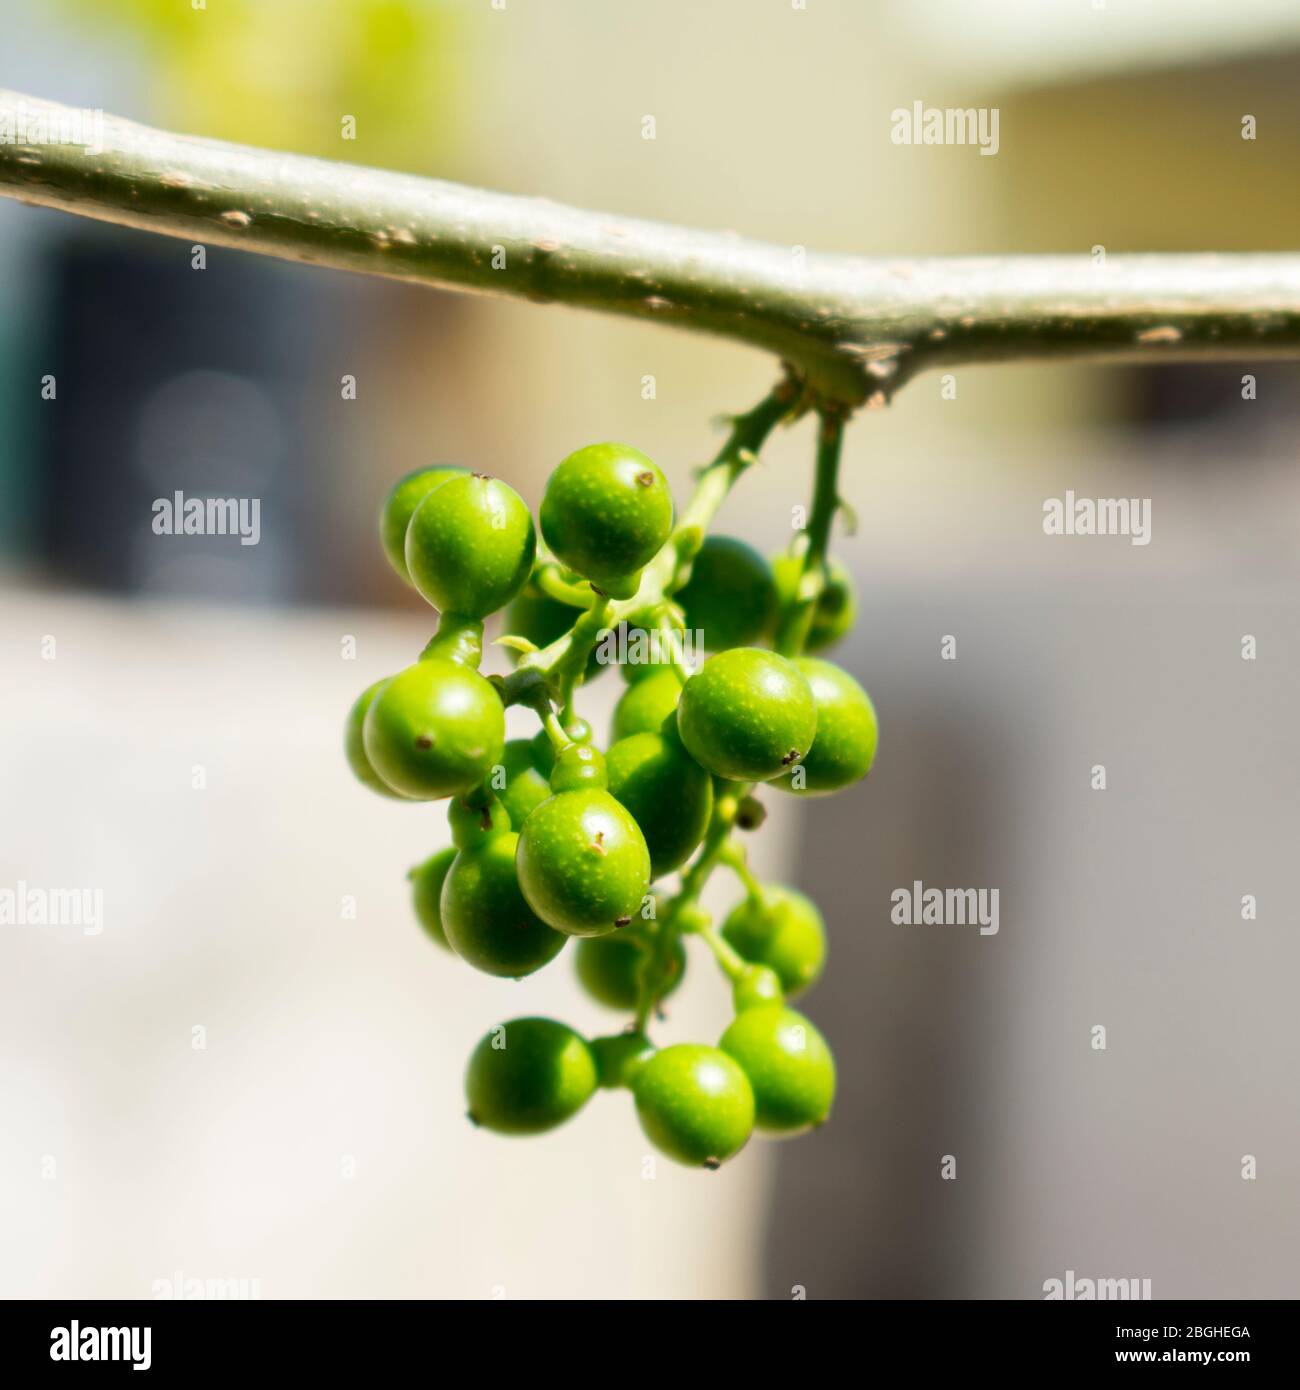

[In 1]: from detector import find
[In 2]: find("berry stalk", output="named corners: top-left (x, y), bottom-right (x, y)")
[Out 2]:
top-left (633, 781), bottom-right (751, 1032)
top-left (774, 411), bottom-right (846, 657)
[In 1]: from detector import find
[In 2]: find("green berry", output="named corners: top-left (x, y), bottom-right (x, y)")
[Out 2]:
top-left (362, 659), bottom-right (505, 800)
top-left (379, 465), bottom-right (465, 584)
top-left (515, 788), bottom-right (651, 937)
top-left (615, 624), bottom-right (675, 683)
top-left (495, 739), bottom-right (551, 829)
top-left (441, 831), bottom-right (566, 978)
top-left (732, 963), bottom-right (784, 1011)
top-left (719, 1006), bottom-right (835, 1134)
top-left (529, 717), bottom-right (591, 777)
top-left (409, 846), bottom-right (457, 950)
top-left (632, 1044), bottom-right (755, 1168)
top-left (575, 925), bottom-right (685, 1011)
top-left (503, 585), bottom-right (604, 682)
top-left (721, 886), bottom-right (825, 998)
top-left (447, 792), bottom-right (511, 849)
top-left (406, 472), bottom-right (536, 618)
top-left (503, 583), bottom-right (581, 648)
top-left (612, 667), bottom-right (681, 741)
top-left (774, 658), bottom-right (878, 795)
top-left (771, 553), bottom-right (856, 653)
top-left (590, 1031), bottom-right (656, 1089)
top-left (674, 900), bottom-right (711, 936)
top-left (549, 742), bottom-right (606, 793)
top-left (676, 536), bottom-right (777, 651)
top-left (465, 1017), bottom-right (597, 1135)
top-left (540, 443), bottom-right (673, 596)
top-left (606, 728), bottom-right (713, 876)
top-left (345, 679), bottom-right (411, 799)
top-left (676, 648), bottom-right (816, 783)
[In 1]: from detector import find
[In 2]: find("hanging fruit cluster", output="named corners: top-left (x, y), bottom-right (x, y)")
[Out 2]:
top-left (345, 380), bottom-right (877, 1169)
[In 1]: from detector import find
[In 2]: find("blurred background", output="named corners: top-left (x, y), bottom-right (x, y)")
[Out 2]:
top-left (2, 0), bottom-right (1299, 1298)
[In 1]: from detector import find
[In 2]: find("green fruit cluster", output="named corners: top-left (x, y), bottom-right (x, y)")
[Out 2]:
top-left (347, 420), bottom-right (875, 1170)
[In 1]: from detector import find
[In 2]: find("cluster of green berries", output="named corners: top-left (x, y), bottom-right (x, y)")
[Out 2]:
top-left (345, 436), bottom-right (877, 1169)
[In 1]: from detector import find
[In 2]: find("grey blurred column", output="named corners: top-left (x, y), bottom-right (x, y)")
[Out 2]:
top-left (763, 574), bottom-right (1300, 1299)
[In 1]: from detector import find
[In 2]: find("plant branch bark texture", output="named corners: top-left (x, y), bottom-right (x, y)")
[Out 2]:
top-left (4, 90), bottom-right (1300, 409)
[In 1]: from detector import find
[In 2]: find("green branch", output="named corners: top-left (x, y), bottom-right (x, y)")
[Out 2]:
top-left (6, 90), bottom-right (1300, 407)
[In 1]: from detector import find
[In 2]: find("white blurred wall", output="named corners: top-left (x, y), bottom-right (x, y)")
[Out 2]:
top-left (0, 593), bottom-right (799, 1298)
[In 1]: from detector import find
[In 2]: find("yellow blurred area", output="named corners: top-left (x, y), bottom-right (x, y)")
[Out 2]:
top-left (57, 0), bottom-right (464, 168)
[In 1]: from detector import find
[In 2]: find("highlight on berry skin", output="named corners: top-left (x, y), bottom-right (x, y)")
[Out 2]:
top-left (348, 403), bottom-right (874, 1169)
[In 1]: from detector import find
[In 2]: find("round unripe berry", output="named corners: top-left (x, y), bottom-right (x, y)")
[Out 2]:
top-left (676, 648), bottom-right (816, 783)
top-left (721, 886), bottom-right (826, 998)
top-left (465, 1017), bottom-right (597, 1135)
top-left (540, 443), bottom-right (673, 596)
top-left (719, 1006), bottom-right (835, 1134)
top-left (362, 659), bottom-right (505, 800)
top-left (676, 536), bottom-right (777, 651)
top-left (575, 924), bottom-right (685, 1011)
top-left (503, 585), bottom-right (604, 682)
top-left (529, 717), bottom-right (591, 777)
top-left (674, 900), bottom-right (711, 936)
top-left (771, 553), bottom-right (857, 653)
top-left (406, 472), bottom-right (536, 618)
top-left (632, 1044), bottom-right (755, 1168)
top-left (409, 846), bottom-right (457, 950)
top-left (606, 728), bottom-right (713, 876)
top-left (612, 667), bottom-right (681, 741)
top-left (774, 658), bottom-right (878, 795)
top-left (441, 831), bottom-right (566, 978)
top-left (732, 963), bottom-right (784, 1011)
top-left (549, 742), bottom-right (606, 793)
top-left (379, 465), bottom-right (465, 584)
top-left (447, 792), bottom-right (511, 849)
top-left (590, 1031), bottom-right (655, 1089)
top-left (503, 583), bottom-right (579, 648)
top-left (515, 788), bottom-right (651, 937)
top-left (345, 679), bottom-right (411, 799)
top-left (496, 739), bottom-right (551, 829)
top-left (615, 624), bottom-right (675, 684)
